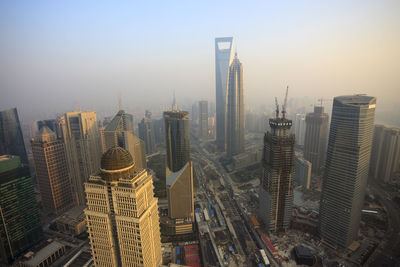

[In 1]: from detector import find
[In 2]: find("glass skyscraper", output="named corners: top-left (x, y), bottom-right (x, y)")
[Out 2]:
top-left (0, 108), bottom-right (28, 165)
top-left (319, 95), bottom-right (376, 248)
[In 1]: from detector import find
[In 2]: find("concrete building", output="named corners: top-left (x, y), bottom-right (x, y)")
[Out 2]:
top-left (101, 110), bottom-right (146, 171)
top-left (294, 153), bottom-right (312, 189)
top-left (319, 95), bottom-right (376, 248)
top-left (19, 241), bottom-right (66, 267)
top-left (215, 37), bottom-right (234, 151)
top-left (226, 53), bottom-right (245, 158)
top-left (369, 125), bottom-right (400, 183)
top-left (0, 155), bottom-right (42, 264)
top-left (304, 106), bottom-right (329, 175)
top-left (199, 101), bottom-right (208, 139)
top-left (84, 147), bottom-right (162, 267)
top-left (0, 108), bottom-right (28, 164)
top-left (259, 114), bottom-right (295, 233)
top-left (57, 111), bottom-right (102, 206)
top-left (31, 125), bottom-right (73, 215)
top-left (164, 110), bottom-right (190, 173)
top-left (294, 114), bottom-right (306, 146)
top-left (138, 110), bottom-right (156, 155)
top-left (55, 205), bottom-right (86, 236)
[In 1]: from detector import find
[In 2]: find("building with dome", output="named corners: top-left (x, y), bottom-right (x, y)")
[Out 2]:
top-left (84, 146), bottom-right (162, 267)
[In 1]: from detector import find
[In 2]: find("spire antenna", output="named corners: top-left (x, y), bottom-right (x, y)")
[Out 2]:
top-left (275, 97), bottom-right (280, 119)
top-left (172, 90), bottom-right (178, 111)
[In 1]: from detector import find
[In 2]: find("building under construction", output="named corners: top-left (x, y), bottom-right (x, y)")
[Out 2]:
top-left (259, 88), bottom-right (295, 233)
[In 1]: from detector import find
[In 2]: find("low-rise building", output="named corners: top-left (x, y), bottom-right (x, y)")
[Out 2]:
top-left (55, 206), bottom-right (86, 236)
top-left (19, 241), bottom-right (66, 267)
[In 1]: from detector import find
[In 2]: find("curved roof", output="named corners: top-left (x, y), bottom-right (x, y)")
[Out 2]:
top-left (100, 146), bottom-right (134, 171)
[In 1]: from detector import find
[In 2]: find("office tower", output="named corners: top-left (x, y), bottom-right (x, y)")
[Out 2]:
top-left (37, 119), bottom-right (57, 132)
top-left (101, 110), bottom-right (146, 171)
top-left (259, 94), bottom-right (295, 233)
top-left (294, 153), bottom-right (312, 189)
top-left (191, 102), bottom-right (198, 126)
top-left (31, 125), bottom-right (73, 214)
top-left (58, 111), bottom-right (102, 206)
top-left (199, 100), bottom-right (208, 139)
top-left (304, 106), bottom-right (329, 175)
top-left (319, 95), bottom-right (376, 248)
top-left (0, 108), bottom-right (28, 165)
top-left (138, 110), bottom-right (156, 154)
top-left (294, 114), bottom-right (306, 146)
top-left (164, 110), bottom-right (190, 173)
top-left (226, 53), bottom-right (245, 157)
top-left (370, 125), bottom-right (400, 183)
top-left (0, 155), bottom-right (42, 264)
top-left (85, 147), bottom-right (161, 266)
top-left (215, 37), bottom-right (234, 151)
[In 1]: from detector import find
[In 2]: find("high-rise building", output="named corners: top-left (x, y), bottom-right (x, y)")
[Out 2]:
top-left (303, 106), bottom-right (329, 175)
top-left (294, 153), bottom-right (312, 189)
top-left (319, 95), bottom-right (376, 248)
top-left (0, 108), bottom-right (28, 165)
top-left (259, 108), bottom-right (295, 233)
top-left (84, 147), bottom-right (161, 267)
top-left (0, 155), bottom-right (42, 264)
top-left (101, 110), bottom-right (146, 171)
top-left (163, 110), bottom-right (190, 173)
top-left (199, 101), bottom-right (208, 139)
top-left (226, 53), bottom-right (245, 157)
top-left (369, 125), bottom-right (400, 183)
top-left (215, 37), bottom-right (234, 151)
top-left (138, 110), bottom-right (156, 155)
top-left (58, 111), bottom-right (102, 206)
top-left (191, 102), bottom-right (198, 126)
top-left (31, 125), bottom-right (73, 215)
top-left (294, 114), bottom-right (306, 146)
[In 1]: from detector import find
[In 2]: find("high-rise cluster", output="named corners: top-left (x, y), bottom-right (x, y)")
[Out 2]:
top-left (138, 110), bottom-right (156, 155)
top-left (319, 95), bottom-right (376, 248)
top-left (215, 37), bottom-right (246, 154)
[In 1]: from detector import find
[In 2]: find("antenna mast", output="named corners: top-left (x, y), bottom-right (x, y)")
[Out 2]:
top-left (275, 97), bottom-right (279, 118)
top-left (282, 86), bottom-right (289, 119)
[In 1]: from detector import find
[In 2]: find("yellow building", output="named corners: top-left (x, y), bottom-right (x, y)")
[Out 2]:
top-left (84, 147), bottom-right (161, 267)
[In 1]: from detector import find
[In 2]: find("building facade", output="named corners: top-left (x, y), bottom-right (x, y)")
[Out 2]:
top-left (164, 110), bottom-right (190, 173)
top-left (303, 106), bottom-right (329, 175)
top-left (101, 110), bottom-right (146, 171)
top-left (58, 111), bottom-right (102, 206)
top-left (31, 125), bottom-right (73, 215)
top-left (294, 153), bottom-right (312, 189)
top-left (259, 117), bottom-right (295, 233)
top-left (0, 108), bottom-right (28, 165)
top-left (199, 101), bottom-right (208, 139)
top-left (0, 155), bottom-right (42, 264)
top-left (226, 53), bottom-right (245, 158)
top-left (84, 147), bottom-right (161, 267)
top-left (369, 125), bottom-right (400, 183)
top-left (215, 37), bottom-right (234, 151)
top-left (294, 114), bottom-right (306, 146)
top-left (318, 95), bottom-right (376, 248)
top-left (138, 110), bottom-right (156, 155)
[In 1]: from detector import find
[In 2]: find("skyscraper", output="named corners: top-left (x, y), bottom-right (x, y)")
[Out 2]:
top-left (226, 53), bottom-right (245, 157)
top-left (199, 100), bottom-right (208, 139)
top-left (138, 110), bottom-right (156, 155)
top-left (164, 110), bottom-right (190, 173)
top-left (319, 95), bottom-right (376, 248)
top-left (0, 155), bottom-right (42, 264)
top-left (259, 97), bottom-right (295, 233)
top-left (85, 147), bottom-right (161, 266)
top-left (215, 37), bottom-right (234, 151)
top-left (304, 106), bottom-right (329, 175)
top-left (101, 110), bottom-right (146, 171)
top-left (58, 111), bottom-right (102, 206)
top-left (31, 125), bottom-right (73, 215)
top-left (369, 125), bottom-right (400, 183)
top-left (294, 153), bottom-right (312, 189)
top-left (0, 108), bottom-right (28, 165)
top-left (294, 114), bottom-right (306, 146)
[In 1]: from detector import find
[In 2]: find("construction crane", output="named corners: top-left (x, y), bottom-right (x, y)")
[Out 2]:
top-left (282, 86), bottom-right (289, 119)
top-left (275, 97), bottom-right (279, 118)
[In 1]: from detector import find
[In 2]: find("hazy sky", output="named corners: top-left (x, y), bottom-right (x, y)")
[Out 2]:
top-left (0, 1), bottom-right (399, 122)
